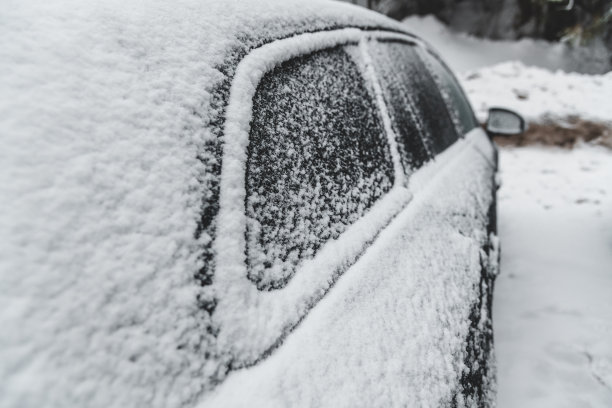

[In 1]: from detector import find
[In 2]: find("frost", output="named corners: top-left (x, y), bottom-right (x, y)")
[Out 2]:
top-left (203, 130), bottom-right (497, 408)
top-left (211, 28), bottom-right (413, 373)
top-left (1, 1), bottom-right (498, 405)
top-left (246, 46), bottom-right (394, 290)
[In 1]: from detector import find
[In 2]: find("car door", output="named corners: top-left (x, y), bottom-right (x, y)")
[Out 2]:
top-left (211, 33), bottom-right (414, 370)
top-left (207, 29), bottom-right (498, 406)
top-left (367, 38), bottom-right (497, 406)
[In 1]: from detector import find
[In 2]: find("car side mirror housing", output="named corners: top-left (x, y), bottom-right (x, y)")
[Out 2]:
top-left (485, 107), bottom-right (526, 137)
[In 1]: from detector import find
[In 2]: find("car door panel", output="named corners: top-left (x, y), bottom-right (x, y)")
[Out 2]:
top-left (209, 28), bottom-right (497, 405)
top-left (205, 130), bottom-right (497, 407)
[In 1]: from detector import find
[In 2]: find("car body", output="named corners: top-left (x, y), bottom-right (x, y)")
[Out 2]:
top-left (0, 1), bottom-right (498, 407)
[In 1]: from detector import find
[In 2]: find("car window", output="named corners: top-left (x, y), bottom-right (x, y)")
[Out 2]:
top-left (416, 48), bottom-right (479, 136)
top-left (368, 40), bottom-right (459, 169)
top-left (246, 45), bottom-right (395, 291)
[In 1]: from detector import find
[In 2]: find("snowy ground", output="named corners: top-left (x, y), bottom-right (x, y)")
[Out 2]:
top-left (495, 145), bottom-right (612, 407)
top-left (461, 63), bottom-right (612, 125)
top-left (404, 15), bottom-right (612, 407)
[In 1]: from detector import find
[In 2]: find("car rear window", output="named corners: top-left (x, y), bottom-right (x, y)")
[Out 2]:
top-left (246, 45), bottom-right (394, 291)
top-left (368, 40), bottom-right (459, 169)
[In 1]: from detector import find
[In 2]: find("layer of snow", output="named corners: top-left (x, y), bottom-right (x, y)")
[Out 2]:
top-left (203, 130), bottom-right (496, 408)
top-left (0, 1), bottom-right (410, 407)
top-left (494, 145), bottom-right (612, 407)
top-left (355, 38), bottom-right (408, 181)
top-left (213, 30), bottom-right (417, 370)
top-left (462, 62), bottom-right (612, 124)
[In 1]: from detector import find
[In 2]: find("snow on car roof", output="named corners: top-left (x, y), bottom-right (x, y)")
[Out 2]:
top-left (0, 1), bottom-right (413, 407)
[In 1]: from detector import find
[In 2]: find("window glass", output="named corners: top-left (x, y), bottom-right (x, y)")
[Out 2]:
top-left (369, 40), bottom-right (458, 167)
top-left (246, 46), bottom-right (394, 291)
top-left (416, 49), bottom-right (479, 136)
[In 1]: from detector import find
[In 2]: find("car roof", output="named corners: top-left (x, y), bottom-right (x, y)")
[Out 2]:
top-left (1, 0), bottom-right (414, 148)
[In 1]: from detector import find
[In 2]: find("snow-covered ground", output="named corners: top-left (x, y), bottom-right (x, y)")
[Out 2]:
top-left (495, 145), bottom-right (612, 407)
top-left (404, 14), bottom-right (612, 407)
top-left (462, 63), bottom-right (612, 124)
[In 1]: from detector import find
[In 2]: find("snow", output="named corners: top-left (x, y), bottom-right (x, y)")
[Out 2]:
top-left (213, 29), bottom-right (429, 373)
top-left (212, 30), bottom-right (494, 400)
top-left (203, 130), bottom-right (497, 408)
top-left (350, 39), bottom-right (406, 182)
top-left (4, 0), bottom-right (606, 405)
top-left (402, 15), bottom-right (610, 75)
top-left (494, 145), bottom-right (612, 407)
top-left (229, 34), bottom-right (396, 291)
top-left (0, 1), bottom-right (411, 407)
top-left (368, 41), bottom-right (456, 162)
top-left (462, 62), bottom-right (612, 124)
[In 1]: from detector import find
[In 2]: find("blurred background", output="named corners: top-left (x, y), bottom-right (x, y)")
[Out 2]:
top-left (346, 0), bottom-right (612, 73)
top-left (345, 0), bottom-right (611, 73)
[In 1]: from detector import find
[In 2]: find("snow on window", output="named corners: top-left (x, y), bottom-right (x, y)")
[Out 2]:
top-left (245, 46), bottom-right (394, 291)
top-left (417, 48), bottom-right (479, 136)
top-left (369, 40), bottom-right (460, 163)
top-left (367, 41), bottom-right (431, 170)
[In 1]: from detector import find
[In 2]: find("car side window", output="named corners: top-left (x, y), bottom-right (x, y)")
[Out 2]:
top-left (416, 48), bottom-right (479, 136)
top-left (246, 46), bottom-right (395, 291)
top-left (368, 40), bottom-right (459, 170)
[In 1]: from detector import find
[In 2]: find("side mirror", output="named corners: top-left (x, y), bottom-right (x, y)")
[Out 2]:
top-left (486, 107), bottom-right (526, 137)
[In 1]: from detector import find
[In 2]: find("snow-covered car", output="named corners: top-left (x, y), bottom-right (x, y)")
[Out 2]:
top-left (1, 1), bottom-right (518, 407)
